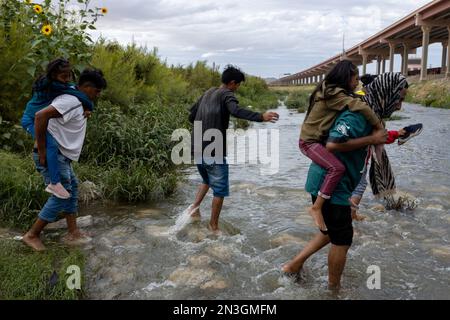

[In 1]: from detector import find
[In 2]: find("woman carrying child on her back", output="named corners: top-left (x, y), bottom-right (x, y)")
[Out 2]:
top-left (299, 60), bottom-right (387, 232)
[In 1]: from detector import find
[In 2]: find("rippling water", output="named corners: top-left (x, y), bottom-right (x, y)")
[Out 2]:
top-left (82, 102), bottom-right (450, 300)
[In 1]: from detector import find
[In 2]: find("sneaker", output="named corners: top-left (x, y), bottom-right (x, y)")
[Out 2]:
top-left (45, 183), bottom-right (71, 199)
top-left (398, 123), bottom-right (423, 146)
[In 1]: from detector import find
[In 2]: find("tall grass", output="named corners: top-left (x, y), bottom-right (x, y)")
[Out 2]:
top-left (0, 240), bottom-right (84, 300)
top-left (0, 151), bottom-right (48, 230)
top-left (405, 79), bottom-right (450, 109)
top-left (270, 86), bottom-right (313, 113)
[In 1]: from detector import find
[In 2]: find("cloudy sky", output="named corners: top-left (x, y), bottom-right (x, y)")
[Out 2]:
top-left (88, 0), bottom-right (442, 78)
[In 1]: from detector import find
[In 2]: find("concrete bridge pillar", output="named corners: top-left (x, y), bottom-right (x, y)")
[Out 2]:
top-left (445, 27), bottom-right (450, 79)
top-left (402, 44), bottom-right (409, 76)
top-left (389, 42), bottom-right (395, 72)
top-left (447, 27), bottom-right (450, 78)
top-left (362, 54), bottom-right (368, 75)
top-left (441, 42), bottom-right (447, 74)
top-left (376, 56), bottom-right (382, 75)
top-left (420, 25), bottom-right (432, 81)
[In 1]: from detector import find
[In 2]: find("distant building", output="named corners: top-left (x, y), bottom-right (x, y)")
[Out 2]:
top-left (408, 57), bottom-right (422, 72)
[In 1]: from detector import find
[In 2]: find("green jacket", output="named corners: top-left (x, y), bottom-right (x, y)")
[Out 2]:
top-left (300, 83), bottom-right (380, 142)
top-left (305, 110), bottom-right (372, 205)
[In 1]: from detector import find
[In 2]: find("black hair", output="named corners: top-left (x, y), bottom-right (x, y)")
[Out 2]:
top-left (360, 74), bottom-right (378, 87)
top-left (221, 65), bottom-right (245, 85)
top-left (78, 68), bottom-right (107, 90)
top-left (306, 60), bottom-right (359, 119)
top-left (32, 57), bottom-right (73, 92)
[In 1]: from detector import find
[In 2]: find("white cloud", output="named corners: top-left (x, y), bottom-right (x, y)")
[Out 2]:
top-left (87, 0), bottom-right (437, 78)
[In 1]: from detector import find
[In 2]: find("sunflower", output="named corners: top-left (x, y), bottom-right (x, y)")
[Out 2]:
top-left (33, 4), bottom-right (43, 14)
top-left (41, 24), bottom-right (52, 36)
top-left (101, 7), bottom-right (108, 14)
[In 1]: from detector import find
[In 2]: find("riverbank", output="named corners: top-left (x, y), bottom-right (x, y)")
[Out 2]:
top-left (270, 86), bottom-right (314, 113)
top-left (405, 78), bottom-right (450, 109)
top-left (0, 234), bottom-right (85, 300)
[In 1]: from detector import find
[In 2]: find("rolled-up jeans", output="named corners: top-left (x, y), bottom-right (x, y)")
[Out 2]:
top-left (32, 151), bottom-right (78, 222)
top-left (352, 166), bottom-right (368, 199)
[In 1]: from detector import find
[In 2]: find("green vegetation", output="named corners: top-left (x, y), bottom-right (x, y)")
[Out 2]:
top-left (0, 151), bottom-right (48, 230)
top-left (405, 79), bottom-right (450, 109)
top-left (0, 239), bottom-right (84, 300)
top-left (385, 115), bottom-right (408, 121)
top-left (271, 86), bottom-right (314, 113)
top-left (0, 1), bottom-right (279, 227)
top-left (0, 1), bottom-right (279, 299)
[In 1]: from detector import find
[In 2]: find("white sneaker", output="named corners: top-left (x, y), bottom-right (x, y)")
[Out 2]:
top-left (45, 183), bottom-right (71, 199)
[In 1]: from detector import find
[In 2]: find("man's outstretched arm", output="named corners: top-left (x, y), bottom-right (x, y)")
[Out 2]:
top-left (225, 96), bottom-right (279, 123)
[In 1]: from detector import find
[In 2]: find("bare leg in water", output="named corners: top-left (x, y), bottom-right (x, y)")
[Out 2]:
top-left (63, 214), bottom-right (90, 244)
top-left (282, 232), bottom-right (330, 273)
top-left (189, 184), bottom-right (210, 218)
top-left (328, 244), bottom-right (350, 290)
top-left (282, 232), bottom-right (350, 289)
top-left (209, 196), bottom-right (224, 234)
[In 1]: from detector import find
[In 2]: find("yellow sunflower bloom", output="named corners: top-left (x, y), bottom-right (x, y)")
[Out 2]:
top-left (41, 24), bottom-right (52, 36)
top-left (101, 7), bottom-right (108, 14)
top-left (33, 4), bottom-right (43, 14)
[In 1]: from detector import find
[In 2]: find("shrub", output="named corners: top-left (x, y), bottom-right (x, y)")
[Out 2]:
top-left (0, 151), bottom-right (48, 229)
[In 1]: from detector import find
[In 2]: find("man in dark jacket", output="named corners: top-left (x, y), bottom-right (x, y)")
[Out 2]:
top-left (187, 65), bottom-right (279, 233)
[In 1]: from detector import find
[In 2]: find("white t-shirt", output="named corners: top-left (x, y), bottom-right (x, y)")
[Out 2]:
top-left (47, 94), bottom-right (87, 161)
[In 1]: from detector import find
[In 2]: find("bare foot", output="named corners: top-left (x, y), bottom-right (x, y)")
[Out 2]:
top-left (22, 233), bottom-right (46, 251)
top-left (351, 210), bottom-right (367, 221)
top-left (63, 230), bottom-right (92, 246)
top-left (187, 205), bottom-right (201, 218)
top-left (308, 206), bottom-right (327, 231)
top-left (207, 223), bottom-right (222, 236)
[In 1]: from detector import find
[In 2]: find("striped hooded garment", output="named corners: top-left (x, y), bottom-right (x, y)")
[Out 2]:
top-left (361, 72), bottom-right (409, 198)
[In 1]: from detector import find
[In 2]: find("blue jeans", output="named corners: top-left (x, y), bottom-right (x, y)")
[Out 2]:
top-left (196, 158), bottom-right (229, 198)
top-left (352, 166), bottom-right (368, 199)
top-left (25, 123), bottom-right (61, 185)
top-left (33, 152), bottom-right (78, 222)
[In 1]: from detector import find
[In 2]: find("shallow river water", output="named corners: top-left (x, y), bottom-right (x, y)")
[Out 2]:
top-left (82, 102), bottom-right (450, 300)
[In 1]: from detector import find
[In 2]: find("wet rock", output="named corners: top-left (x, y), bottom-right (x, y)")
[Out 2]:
top-left (98, 236), bottom-right (114, 249)
top-left (135, 208), bottom-right (164, 219)
top-left (425, 204), bottom-right (445, 211)
top-left (270, 234), bottom-right (307, 248)
top-left (186, 227), bottom-right (208, 243)
top-left (431, 246), bottom-right (450, 260)
top-left (123, 237), bottom-right (145, 248)
top-left (370, 204), bottom-right (386, 212)
top-left (188, 255), bottom-right (212, 266)
top-left (200, 279), bottom-right (228, 290)
top-left (145, 225), bottom-right (170, 238)
top-left (106, 225), bottom-right (136, 238)
top-left (46, 215), bottom-right (93, 230)
top-left (205, 244), bottom-right (234, 262)
top-left (168, 267), bottom-right (215, 287)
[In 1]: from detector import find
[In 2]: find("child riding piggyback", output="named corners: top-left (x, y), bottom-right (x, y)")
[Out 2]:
top-left (299, 60), bottom-right (387, 232)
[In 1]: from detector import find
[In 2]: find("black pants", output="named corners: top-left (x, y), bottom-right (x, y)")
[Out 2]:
top-left (312, 196), bottom-right (353, 246)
